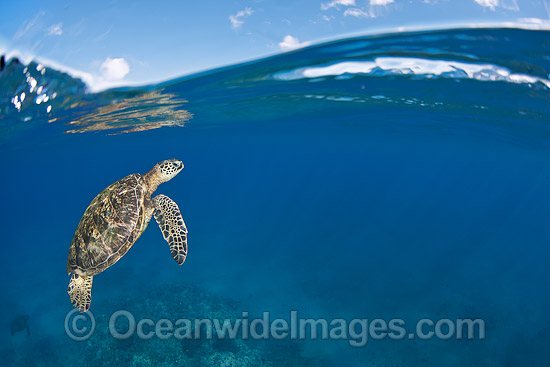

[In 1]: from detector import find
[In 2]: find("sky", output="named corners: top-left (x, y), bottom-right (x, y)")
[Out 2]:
top-left (1, 0), bottom-right (549, 91)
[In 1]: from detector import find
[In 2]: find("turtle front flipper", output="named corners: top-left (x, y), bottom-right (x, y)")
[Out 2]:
top-left (153, 194), bottom-right (188, 265)
top-left (68, 274), bottom-right (93, 312)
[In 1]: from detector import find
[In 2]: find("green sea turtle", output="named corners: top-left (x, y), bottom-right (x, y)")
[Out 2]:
top-left (67, 159), bottom-right (188, 312)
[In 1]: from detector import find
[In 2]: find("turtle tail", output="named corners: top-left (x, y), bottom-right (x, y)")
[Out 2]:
top-left (68, 274), bottom-right (93, 312)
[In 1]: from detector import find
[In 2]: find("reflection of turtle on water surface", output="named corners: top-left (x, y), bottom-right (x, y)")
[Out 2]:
top-left (67, 159), bottom-right (188, 312)
top-left (10, 315), bottom-right (30, 336)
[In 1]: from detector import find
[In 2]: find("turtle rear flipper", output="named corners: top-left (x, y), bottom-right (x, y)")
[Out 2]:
top-left (153, 194), bottom-right (188, 265)
top-left (68, 274), bottom-right (93, 312)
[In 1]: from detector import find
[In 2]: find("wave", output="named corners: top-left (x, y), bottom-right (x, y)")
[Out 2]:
top-left (273, 57), bottom-right (550, 88)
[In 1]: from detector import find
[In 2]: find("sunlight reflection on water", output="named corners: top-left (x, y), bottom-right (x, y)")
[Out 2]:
top-left (65, 90), bottom-right (192, 135)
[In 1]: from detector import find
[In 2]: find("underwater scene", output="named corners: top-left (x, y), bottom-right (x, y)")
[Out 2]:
top-left (1, 27), bottom-right (550, 366)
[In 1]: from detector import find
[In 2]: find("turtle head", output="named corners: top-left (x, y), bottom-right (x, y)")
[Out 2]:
top-left (154, 159), bottom-right (184, 183)
top-left (146, 159), bottom-right (184, 191)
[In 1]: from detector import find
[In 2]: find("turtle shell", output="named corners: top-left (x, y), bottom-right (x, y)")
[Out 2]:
top-left (67, 173), bottom-right (147, 276)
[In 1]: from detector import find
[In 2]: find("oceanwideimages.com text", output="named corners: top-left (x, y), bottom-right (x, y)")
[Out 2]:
top-left (65, 309), bottom-right (486, 346)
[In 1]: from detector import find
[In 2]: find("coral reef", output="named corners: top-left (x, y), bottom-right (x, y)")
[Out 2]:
top-left (0, 282), bottom-right (327, 367)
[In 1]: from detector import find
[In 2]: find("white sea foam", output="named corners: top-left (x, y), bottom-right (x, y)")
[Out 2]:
top-left (273, 57), bottom-right (550, 88)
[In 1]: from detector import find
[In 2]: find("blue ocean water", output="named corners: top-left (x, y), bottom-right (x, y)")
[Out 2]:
top-left (1, 27), bottom-right (550, 366)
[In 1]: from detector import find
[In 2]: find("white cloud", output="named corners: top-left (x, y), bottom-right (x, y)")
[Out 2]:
top-left (100, 57), bottom-right (130, 81)
top-left (321, 0), bottom-right (355, 11)
top-left (47, 23), bottom-right (63, 36)
top-left (474, 0), bottom-right (519, 11)
top-left (344, 8), bottom-right (371, 17)
top-left (474, 0), bottom-right (499, 10)
top-left (370, 0), bottom-right (394, 5)
top-left (279, 35), bottom-right (311, 51)
top-left (229, 8), bottom-right (254, 29)
top-left (517, 17), bottom-right (549, 24)
top-left (500, 0), bottom-right (519, 11)
top-left (13, 11), bottom-right (45, 40)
